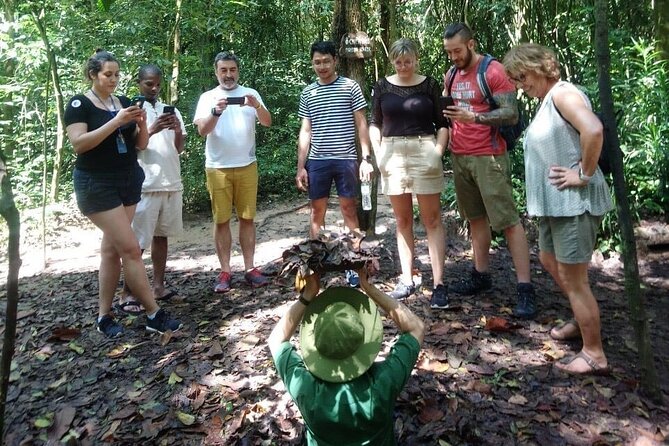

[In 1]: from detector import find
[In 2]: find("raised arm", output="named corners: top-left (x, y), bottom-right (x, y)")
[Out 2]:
top-left (267, 273), bottom-right (320, 357)
top-left (445, 91), bottom-right (518, 127)
top-left (358, 268), bottom-right (425, 344)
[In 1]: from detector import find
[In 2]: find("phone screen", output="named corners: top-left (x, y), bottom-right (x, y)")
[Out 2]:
top-left (439, 96), bottom-right (455, 110)
top-left (131, 95), bottom-right (145, 108)
top-left (226, 97), bottom-right (245, 105)
top-left (163, 106), bottom-right (175, 114)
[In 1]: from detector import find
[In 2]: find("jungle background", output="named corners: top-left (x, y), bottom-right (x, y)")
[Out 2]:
top-left (0, 0), bottom-right (668, 444)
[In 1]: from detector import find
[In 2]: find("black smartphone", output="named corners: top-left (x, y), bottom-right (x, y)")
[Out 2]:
top-left (163, 105), bottom-right (175, 114)
top-left (226, 96), bottom-right (245, 105)
top-left (439, 96), bottom-right (455, 110)
top-left (130, 95), bottom-right (145, 108)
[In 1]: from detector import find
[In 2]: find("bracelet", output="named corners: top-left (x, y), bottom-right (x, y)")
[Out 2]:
top-left (255, 103), bottom-right (261, 110)
top-left (298, 295), bottom-right (311, 306)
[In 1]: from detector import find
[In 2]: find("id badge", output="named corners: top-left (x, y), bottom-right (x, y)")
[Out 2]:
top-left (116, 133), bottom-right (128, 154)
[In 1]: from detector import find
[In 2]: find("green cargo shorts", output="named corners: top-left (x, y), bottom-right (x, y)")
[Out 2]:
top-left (538, 213), bottom-right (602, 264)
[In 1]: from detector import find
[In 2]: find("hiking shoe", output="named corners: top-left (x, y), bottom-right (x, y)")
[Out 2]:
top-left (244, 268), bottom-right (270, 288)
top-left (450, 268), bottom-right (492, 295)
top-left (430, 284), bottom-right (449, 309)
top-left (513, 283), bottom-right (537, 319)
top-left (214, 271), bottom-right (232, 293)
top-left (146, 309), bottom-right (183, 334)
top-left (346, 270), bottom-right (360, 288)
top-left (389, 279), bottom-right (416, 300)
top-left (97, 314), bottom-right (124, 338)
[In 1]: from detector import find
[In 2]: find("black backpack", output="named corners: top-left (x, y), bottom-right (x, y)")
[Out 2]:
top-left (552, 99), bottom-right (622, 176)
top-left (445, 54), bottom-right (527, 151)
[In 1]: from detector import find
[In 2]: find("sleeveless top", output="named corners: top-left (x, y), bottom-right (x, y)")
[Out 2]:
top-left (523, 81), bottom-right (613, 217)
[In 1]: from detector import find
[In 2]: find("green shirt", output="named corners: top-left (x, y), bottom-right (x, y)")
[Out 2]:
top-left (272, 333), bottom-right (421, 445)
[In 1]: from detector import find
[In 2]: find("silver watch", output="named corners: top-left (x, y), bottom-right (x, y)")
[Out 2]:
top-left (578, 167), bottom-right (592, 183)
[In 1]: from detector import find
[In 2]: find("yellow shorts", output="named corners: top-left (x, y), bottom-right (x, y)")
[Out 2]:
top-left (205, 162), bottom-right (258, 224)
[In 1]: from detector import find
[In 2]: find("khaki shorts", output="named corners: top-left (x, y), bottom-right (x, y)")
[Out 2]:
top-left (538, 213), bottom-right (602, 264)
top-left (377, 135), bottom-right (444, 195)
top-left (452, 153), bottom-right (519, 232)
top-left (132, 191), bottom-right (184, 249)
top-left (206, 162), bottom-right (258, 224)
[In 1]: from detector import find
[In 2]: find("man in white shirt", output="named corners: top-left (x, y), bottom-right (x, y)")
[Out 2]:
top-left (193, 51), bottom-right (272, 293)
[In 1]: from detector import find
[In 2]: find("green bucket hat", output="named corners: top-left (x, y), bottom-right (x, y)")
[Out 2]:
top-left (300, 286), bottom-right (383, 383)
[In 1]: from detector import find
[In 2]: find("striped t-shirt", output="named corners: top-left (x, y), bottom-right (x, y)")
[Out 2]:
top-left (298, 76), bottom-right (367, 160)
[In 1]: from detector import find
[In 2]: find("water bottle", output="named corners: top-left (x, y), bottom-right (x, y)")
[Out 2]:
top-left (361, 181), bottom-right (372, 211)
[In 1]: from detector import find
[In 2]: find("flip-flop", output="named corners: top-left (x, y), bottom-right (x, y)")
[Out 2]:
top-left (113, 300), bottom-right (144, 316)
top-left (156, 290), bottom-right (178, 301)
top-left (554, 351), bottom-right (610, 376)
top-left (550, 319), bottom-right (581, 341)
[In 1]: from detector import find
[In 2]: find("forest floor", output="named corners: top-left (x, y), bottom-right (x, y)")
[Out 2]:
top-left (0, 195), bottom-right (668, 446)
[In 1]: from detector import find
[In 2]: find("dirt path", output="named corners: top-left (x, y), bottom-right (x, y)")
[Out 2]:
top-left (0, 198), bottom-right (668, 445)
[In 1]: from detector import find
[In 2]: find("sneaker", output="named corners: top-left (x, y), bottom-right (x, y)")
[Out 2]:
top-left (388, 278), bottom-right (416, 300)
top-left (430, 284), bottom-right (449, 309)
top-left (146, 309), bottom-right (183, 334)
top-left (244, 268), bottom-right (270, 288)
top-left (97, 314), bottom-right (124, 338)
top-left (214, 271), bottom-right (232, 293)
top-left (513, 283), bottom-right (537, 319)
top-left (450, 268), bottom-right (492, 295)
top-left (346, 270), bottom-right (360, 288)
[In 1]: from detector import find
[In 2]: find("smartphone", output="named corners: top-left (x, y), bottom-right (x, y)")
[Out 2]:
top-left (226, 96), bottom-right (245, 105)
top-left (163, 105), bottom-right (175, 114)
top-left (439, 96), bottom-right (455, 110)
top-left (130, 95), bottom-right (145, 108)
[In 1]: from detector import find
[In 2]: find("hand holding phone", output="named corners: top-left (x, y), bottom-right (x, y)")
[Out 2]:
top-left (439, 96), bottom-right (455, 111)
top-left (130, 95), bottom-right (145, 109)
top-left (225, 97), bottom-right (245, 105)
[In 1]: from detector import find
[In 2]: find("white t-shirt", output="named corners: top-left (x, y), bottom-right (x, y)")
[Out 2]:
top-left (193, 85), bottom-right (265, 168)
top-left (138, 101), bottom-right (187, 192)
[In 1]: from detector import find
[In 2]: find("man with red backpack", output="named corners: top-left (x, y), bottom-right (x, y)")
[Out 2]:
top-left (442, 22), bottom-right (537, 319)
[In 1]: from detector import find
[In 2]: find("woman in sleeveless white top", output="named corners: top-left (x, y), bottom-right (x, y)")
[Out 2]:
top-left (503, 43), bottom-right (612, 375)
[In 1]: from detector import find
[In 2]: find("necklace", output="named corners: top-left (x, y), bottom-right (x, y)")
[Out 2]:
top-left (89, 89), bottom-right (117, 113)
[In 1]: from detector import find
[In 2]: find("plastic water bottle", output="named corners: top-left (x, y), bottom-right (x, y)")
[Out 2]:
top-left (361, 181), bottom-right (372, 211)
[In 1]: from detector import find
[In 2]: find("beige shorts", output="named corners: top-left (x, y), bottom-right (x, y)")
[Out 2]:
top-left (377, 135), bottom-right (444, 195)
top-left (205, 162), bottom-right (258, 224)
top-left (452, 153), bottom-right (520, 232)
top-left (132, 191), bottom-right (183, 249)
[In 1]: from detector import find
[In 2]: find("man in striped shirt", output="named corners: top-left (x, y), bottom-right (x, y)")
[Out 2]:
top-left (296, 41), bottom-right (373, 243)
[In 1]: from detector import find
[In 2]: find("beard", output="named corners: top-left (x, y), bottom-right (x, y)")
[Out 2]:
top-left (457, 48), bottom-right (474, 69)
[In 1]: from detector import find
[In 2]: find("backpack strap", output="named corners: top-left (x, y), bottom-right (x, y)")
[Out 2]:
top-left (445, 66), bottom-right (457, 95)
top-left (477, 54), bottom-right (496, 107)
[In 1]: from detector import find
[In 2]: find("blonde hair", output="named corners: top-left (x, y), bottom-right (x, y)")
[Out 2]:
top-left (388, 38), bottom-right (419, 62)
top-left (502, 43), bottom-right (561, 81)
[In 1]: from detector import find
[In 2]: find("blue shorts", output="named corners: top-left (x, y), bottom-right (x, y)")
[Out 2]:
top-left (306, 159), bottom-right (358, 200)
top-left (73, 164), bottom-right (145, 215)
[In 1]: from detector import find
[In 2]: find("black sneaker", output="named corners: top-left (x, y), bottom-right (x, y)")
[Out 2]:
top-left (450, 268), bottom-right (492, 295)
top-left (430, 284), bottom-right (449, 309)
top-left (389, 279), bottom-right (416, 300)
top-left (513, 283), bottom-right (537, 319)
top-left (146, 309), bottom-right (183, 334)
top-left (97, 314), bottom-right (124, 338)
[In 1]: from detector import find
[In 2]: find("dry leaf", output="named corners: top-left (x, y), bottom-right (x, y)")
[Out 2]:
top-left (508, 394), bottom-right (528, 405)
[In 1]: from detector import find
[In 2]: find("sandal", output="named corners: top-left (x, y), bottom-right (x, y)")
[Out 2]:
top-left (550, 319), bottom-right (581, 341)
top-left (113, 300), bottom-right (144, 315)
top-left (554, 351), bottom-right (610, 376)
top-left (156, 290), bottom-right (178, 301)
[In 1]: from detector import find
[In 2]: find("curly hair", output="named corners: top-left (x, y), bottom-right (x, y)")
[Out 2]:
top-left (502, 43), bottom-right (561, 81)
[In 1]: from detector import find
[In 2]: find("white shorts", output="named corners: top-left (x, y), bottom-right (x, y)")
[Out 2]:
top-left (132, 191), bottom-right (183, 250)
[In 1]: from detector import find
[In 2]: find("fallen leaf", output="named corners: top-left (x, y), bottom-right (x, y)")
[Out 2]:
top-left (418, 401), bottom-right (444, 424)
top-left (68, 341), bottom-right (84, 354)
top-left (236, 334), bottom-right (260, 352)
top-left (34, 418), bottom-right (52, 429)
top-left (417, 358), bottom-right (450, 373)
top-left (485, 317), bottom-right (514, 332)
top-left (48, 406), bottom-right (76, 441)
top-left (508, 394), bottom-right (528, 405)
top-left (169, 371), bottom-right (183, 386)
top-left (177, 411), bottom-right (196, 426)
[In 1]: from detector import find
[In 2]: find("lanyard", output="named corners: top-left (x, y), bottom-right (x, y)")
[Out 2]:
top-left (90, 89), bottom-right (128, 154)
top-left (90, 89), bottom-right (122, 133)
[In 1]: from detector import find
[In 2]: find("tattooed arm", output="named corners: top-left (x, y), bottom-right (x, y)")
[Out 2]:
top-left (444, 91), bottom-right (519, 127)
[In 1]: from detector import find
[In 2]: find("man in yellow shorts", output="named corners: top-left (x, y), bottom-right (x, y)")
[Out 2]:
top-left (193, 51), bottom-right (272, 293)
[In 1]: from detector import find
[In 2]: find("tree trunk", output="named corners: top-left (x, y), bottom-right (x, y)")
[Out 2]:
top-left (169, 0), bottom-right (182, 105)
top-left (0, 155), bottom-right (22, 439)
top-left (594, 0), bottom-right (662, 401)
top-left (31, 8), bottom-right (66, 203)
top-left (656, 0), bottom-right (669, 60)
top-left (0, 0), bottom-right (18, 159)
top-left (332, 0), bottom-right (376, 235)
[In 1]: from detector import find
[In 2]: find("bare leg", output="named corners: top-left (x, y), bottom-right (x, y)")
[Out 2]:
top-left (389, 194), bottom-right (415, 284)
top-left (238, 217), bottom-right (256, 271)
top-left (416, 193), bottom-right (445, 286)
top-left (469, 217), bottom-right (491, 273)
top-left (88, 205), bottom-right (159, 316)
top-left (338, 196), bottom-right (360, 232)
top-left (309, 198), bottom-right (328, 239)
top-left (214, 220), bottom-right (232, 273)
top-left (151, 236), bottom-right (168, 298)
top-left (554, 262), bottom-right (607, 372)
top-left (503, 222), bottom-right (531, 283)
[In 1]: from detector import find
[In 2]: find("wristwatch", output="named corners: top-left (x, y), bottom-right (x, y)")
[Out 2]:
top-left (211, 107), bottom-right (222, 117)
top-left (363, 155), bottom-right (373, 163)
top-left (578, 167), bottom-right (592, 183)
